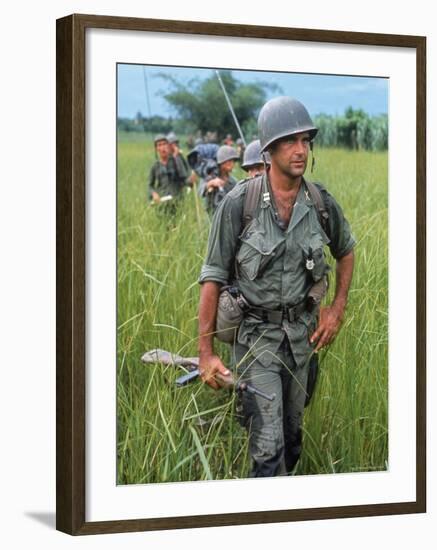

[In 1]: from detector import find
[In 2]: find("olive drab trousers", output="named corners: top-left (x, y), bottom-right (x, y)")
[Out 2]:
top-left (234, 337), bottom-right (310, 477)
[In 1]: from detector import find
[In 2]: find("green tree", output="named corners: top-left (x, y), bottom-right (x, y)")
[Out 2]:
top-left (159, 70), bottom-right (277, 141)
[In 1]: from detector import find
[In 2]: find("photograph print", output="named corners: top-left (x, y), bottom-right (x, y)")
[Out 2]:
top-left (116, 63), bottom-right (388, 485)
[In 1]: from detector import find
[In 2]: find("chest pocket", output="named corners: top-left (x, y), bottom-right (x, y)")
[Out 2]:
top-left (236, 222), bottom-right (285, 281)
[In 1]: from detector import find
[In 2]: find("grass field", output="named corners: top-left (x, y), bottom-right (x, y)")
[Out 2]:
top-left (116, 132), bottom-right (388, 484)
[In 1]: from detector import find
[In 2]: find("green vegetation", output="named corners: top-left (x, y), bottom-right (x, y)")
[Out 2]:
top-left (314, 108), bottom-right (388, 151)
top-left (118, 107), bottom-right (388, 151)
top-left (159, 70), bottom-right (276, 140)
top-left (117, 134), bottom-right (388, 484)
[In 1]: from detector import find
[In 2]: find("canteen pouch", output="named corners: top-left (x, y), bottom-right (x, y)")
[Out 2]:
top-left (307, 275), bottom-right (329, 306)
top-left (215, 286), bottom-right (248, 344)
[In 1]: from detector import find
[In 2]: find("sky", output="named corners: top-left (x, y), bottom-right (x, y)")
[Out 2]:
top-left (117, 63), bottom-right (388, 120)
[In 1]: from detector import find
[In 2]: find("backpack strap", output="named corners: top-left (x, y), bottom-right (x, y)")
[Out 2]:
top-left (242, 176), bottom-right (263, 229)
top-left (305, 181), bottom-right (330, 238)
top-left (232, 177), bottom-right (263, 281)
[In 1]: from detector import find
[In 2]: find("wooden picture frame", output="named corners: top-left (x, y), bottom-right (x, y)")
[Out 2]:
top-left (56, 13), bottom-right (426, 535)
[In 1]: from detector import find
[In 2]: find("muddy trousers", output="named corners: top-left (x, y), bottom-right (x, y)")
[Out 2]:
top-left (235, 338), bottom-right (310, 478)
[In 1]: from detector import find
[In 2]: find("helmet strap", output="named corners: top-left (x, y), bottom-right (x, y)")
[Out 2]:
top-left (262, 151), bottom-right (269, 171)
top-left (310, 142), bottom-right (316, 172)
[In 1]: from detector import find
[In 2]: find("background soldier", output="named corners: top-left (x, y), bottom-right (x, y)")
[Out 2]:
top-left (198, 96), bottom-right (355, 477)
top-left (198, 145), bottom-right (240, 214)
top-left (167, 131), bottom-right (196, 186)
top-left (241, 139), bottom-right (271, 178)
top-left (235, 137), bottom-right (245, 162)
top-left (148, 134), bottom-right (190, 204)
top-left (223, 133), bottom-right (234, 146)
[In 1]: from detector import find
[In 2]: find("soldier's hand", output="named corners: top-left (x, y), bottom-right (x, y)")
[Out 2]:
top-left (151, 191), bottom-right (161, 203)
top-left (310, 306), bottom-right (343, 352)
top-left (206, 178), bottom-right (224, 191)
top-left (189, 171), bottom-right (197, 185)
top-left (199, 352), bottom-right (230, 390)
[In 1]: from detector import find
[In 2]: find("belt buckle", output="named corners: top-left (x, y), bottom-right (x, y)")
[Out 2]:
top-left (282, 306), bottom-right (295, 323)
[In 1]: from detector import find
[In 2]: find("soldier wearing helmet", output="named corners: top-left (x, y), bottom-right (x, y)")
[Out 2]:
top-left (148, 134), bottom-right (190, 205)
top-left (167, 131), bottom-right (196, 187)
top-left (241, 139), bottom-right (270, 178)
top-left (235, 137), bottom-right (245, 162)
top-left (198, 144), bottom-right (240, 213)
top-left (198, 96), bottom-right (355, 477)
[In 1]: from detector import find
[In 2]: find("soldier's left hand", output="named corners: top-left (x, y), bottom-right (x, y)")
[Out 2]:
top-left (310, 306), bottom-right (343, 352)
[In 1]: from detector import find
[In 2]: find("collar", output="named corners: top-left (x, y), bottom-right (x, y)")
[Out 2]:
top-left (261, 174), bottom-right (313, 230)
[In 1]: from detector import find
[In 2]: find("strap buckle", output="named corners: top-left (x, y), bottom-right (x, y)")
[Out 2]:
top-left (283, 306), bottom-right (296, 323)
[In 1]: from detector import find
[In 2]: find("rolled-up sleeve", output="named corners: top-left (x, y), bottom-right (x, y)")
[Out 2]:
top-left (198, 186), bottom-right (245, 285)
top-left (323, 190), bottom-right (356, 259)
top-left (173, 154), bottom-right (189, 182)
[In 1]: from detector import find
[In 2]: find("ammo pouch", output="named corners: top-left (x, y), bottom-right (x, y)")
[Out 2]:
top-left (215, 286), bottom-right (249, 344)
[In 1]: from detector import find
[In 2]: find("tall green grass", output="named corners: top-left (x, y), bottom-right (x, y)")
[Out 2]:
top-left (117, 134), bottom-right (388, 483)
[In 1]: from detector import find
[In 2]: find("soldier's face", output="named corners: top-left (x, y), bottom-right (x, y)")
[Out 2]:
top-left (270, 132), bottom-right (310, 178)
top-left (156, 140), bottom-right (169, 159)
top-left (247, 164), bottom-right (265, 177)
top-left (220, 160), bottom-right (234, 175)
top-left (169, 141), bottom-right (179, 154)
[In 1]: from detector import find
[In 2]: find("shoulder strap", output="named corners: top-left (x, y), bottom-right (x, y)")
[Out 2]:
top-left (306, 181), bottom-right (330, 237)
top-left (242, 176), bottom-right (263, 229)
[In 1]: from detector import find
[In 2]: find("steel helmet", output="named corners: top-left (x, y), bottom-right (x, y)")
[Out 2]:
top-left (216, 145), bottom-right (239, 165)
top-left (257, 96), bottom-right (318, 152)
top-left (241, 139), bottom-right (271, 170)
top-left (154, 133), bottom-right (168, 144)
top-left (167, 131), bottom-right (178, 144)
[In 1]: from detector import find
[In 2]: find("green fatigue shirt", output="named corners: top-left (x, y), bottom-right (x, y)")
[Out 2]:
top-left (199, 174), bottom-right (356, 369)
top-left (148, 155), bottom-right (190, 200)
top-left (199, 174), bottom-right (238, 213)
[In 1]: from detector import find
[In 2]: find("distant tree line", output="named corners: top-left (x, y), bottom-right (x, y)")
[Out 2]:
top-left (314, 108), bottom-right (388, 151)
top-left (118, 108), bottom-right (388, 152)
top-left (118, 113), bottom-right (175, 134)
top-left (118, 70), bottom-right (388, 151)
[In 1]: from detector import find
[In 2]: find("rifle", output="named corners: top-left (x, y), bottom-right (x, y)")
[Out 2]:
top-left (176, 367), bottom-right (275, 402)
top-left (150, 194), bottom-right (173, 205)
top-left (141, 348), bottom-right (275, 402)
top-left (215, 71), bottom-right (246, 147)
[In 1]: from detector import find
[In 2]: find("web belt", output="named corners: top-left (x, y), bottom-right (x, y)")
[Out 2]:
top-left (247, 301), bottom-right (310, 324)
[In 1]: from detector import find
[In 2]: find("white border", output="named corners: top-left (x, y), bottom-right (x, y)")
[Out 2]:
top-left (86, 28), bottom-right (416, 522)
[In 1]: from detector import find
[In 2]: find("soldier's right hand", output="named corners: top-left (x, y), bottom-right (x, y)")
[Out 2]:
top-left (151, 191), bottom-right (161, 203)
top-left (189, 171), bottom-right (197, 185)
top-left (199, 353), bottom-right (230, 390)
top-left (206, 177), bottom-right (224, 192)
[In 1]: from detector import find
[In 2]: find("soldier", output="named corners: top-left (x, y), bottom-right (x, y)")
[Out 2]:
top-left (241, 139), bottom-right (270, 178)
top-left (167, 131), bottom-right (196, 186)
top-left (198, 145), bottom-right (240, 214)
top-left (235, 137), bottom-right (245, 163)
top-left (198, 96), bottom-right (355, 477)
top-left (223, 133), bottom-right (234, 146)
top-left (148, 134), bottom-right (190, 205)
